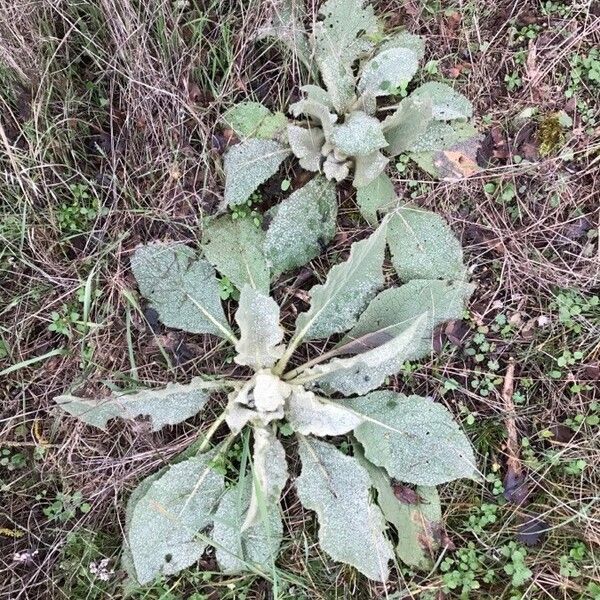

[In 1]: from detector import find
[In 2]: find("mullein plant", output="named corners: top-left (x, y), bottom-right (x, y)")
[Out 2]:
top-left (221, 0), bottom-right (481, 226)
top-left (56, 207), bottom-right (477, 586)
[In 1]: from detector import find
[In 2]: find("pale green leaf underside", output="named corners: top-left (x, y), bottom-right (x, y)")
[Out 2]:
top-left (409, 82), bottom-right (473, 121)
top-left (131, 244), bottom-right (232, 339)
top-left (222, 101), bottom-right (287, 139)
top-left (310, 314), bottom-right (427, 396)
top-left (287, 124), bottom-right (325, 172)
top-left (383, 97), bottom-right (433, 157)
top-left (348, 391), bottom-right (477, 485)
top-left (212, 474), bottom-right (283, 574)
top-left (387, 207), bottom-right (467, 282)
top-left (264, 176), bottom-right (337, 277)
top-left (356, 171), bottom-right (395, 225)
top-left (354, 150), bottom-right (389, 188)
top-left (358, 47), bottom-right (419, 97)
top-left (330, 111), bottom-right (388, 157)
top-left (342, 279), bottom-right (475, 361)
top-left (127, 448), bottom-right (225, 584)
top-left (243, 425), bottom-right (288, 530)
top-left (202, 216), bottom-right (270, 293)
top-left (285, 388), bottom-right (362, 436)
top-left (356, 448), bottom-right (442, 569)
top-left (224, 139), bottom-right (290, 207)
top-left (234, 286), bottom-right (284, 370)
top-left (55, 378), bottom-right (215, 432)
top-left (294, 219), bottom-right (388, 341)
top-left (314, 0), bottom-right (378, 113)
top-left (296, 437), bottom-right (393, 581)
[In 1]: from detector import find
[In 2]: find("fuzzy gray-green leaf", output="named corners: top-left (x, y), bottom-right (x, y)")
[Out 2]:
top-left (224, 139), bottom-right (290, 207)
top-left (409, 82), bottom-right (472, 121)
top-left (378, 31), bottom-right (425, 60)
top-left (56, 378), bottom-right (218, 432)
top-left (354, 151), bottom-right (389, 188)
top-left (293, 219), bottom-right (387, 341)
top-left (285, 388), bottom-right (362, 436)
top-left (127, 448), bottom-right (225, 584)
top-left (348, 391), bottom-right (477, 485)
top-left (383, 97), bottom-right (433, 157)
top-left (202, 216), bottom-right (270, 293)
top-left (355, 447), bottom-right (442, 569)
top-left (131, 244), bottom-right (232, 340)
top-left (287, 124), bottom-right (325, 172)
top-left (387, 207), bottom-right (467, 281)
top-left (330, 111), bottom-right (387, 157)
top-left (314, 0), bottom-right (378, 112)
top-left (296, 437), bottom-right (393, 581)
top-left (234, 286), bottom-right (284, 370)
top-left (290, 98), bottom-right (337, 139)
top-left (222, 102), bottom-right (288, 139)
top-left (356, 172), bottom-right (395, 225)
top-left (309, 314), bottom-right (426, 396)
top-left (264, 177), bottom-right (337, 277)
top-left (243, 425), bottom-right (288, 530)
top-left (407, 120), bottom-right (478, 153)
top-left (358, 47), bottom-right (419, 97)
top-left (342, 279), bottom-right (475, 361)
top-left (212, 473), bottom-right (283, 574)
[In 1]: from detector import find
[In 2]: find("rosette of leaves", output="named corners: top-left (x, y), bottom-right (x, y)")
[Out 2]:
top-left (222, 0), bottom-right (481, 226)
top-left (55, 209), bottom-right (477, 586)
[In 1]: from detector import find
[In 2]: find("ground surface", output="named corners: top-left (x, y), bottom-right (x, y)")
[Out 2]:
top-left (0, 0), bottom-right (599, 599)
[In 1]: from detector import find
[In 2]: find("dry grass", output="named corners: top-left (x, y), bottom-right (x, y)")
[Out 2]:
top-left (1, 0), bottom-right (599, 598)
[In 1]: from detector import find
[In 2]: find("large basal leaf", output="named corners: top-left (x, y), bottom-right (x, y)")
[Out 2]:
top-left (212, 473), bottom-right (283, 574)
top-left (293, 219), bottom-right (388, 341)
top-left (354, 150), bottom-right (389, 188)
top-left (224, 139), bottom-right (290, 207)
top-left (202, 216), bottom-right (270, 293)
top-left (357, 47), bottom-right (419, 97)
top-left (387, 207), bottom-right (467, 282)
top-left (264, 176), bottom-right (337, 277)
top-left (257, 0), bottom-right (314, 75)
top-left (127, 448), bottom-right (225, 584)
top-left (222, 101), bottom-right (288, 139)
top-left (330, 111), bottom-right (388, 157)
top-left (378, 31), bottom-right (425, 60)
top-left (348, 391), bottom-right (477, 485)
top-left (285, 387), bottom-right (362, 436)
top-left (308, 314), bottom-right (427, 396)
top-left (234, 286), bottom-right (284, 370)
top-left (314, 0), bottom-right (378, 113)
top-left (407, 120), bottom-right (478, 153)
top-left (287, 124), bottom-right (325, 172)
top-left (355, 446), bottom-right (443, 569)
top-left (341, 279), bottom-right (475, 361)
top-left (356, 172), bottom-right (396, 226)
top-left (296, 437), bottom-right (393, 581)
top-left (56, 378), bottom-right (219, 431)
top-left (243, 425), bottom-right (288, 529)
top-left (409, 82), bottom-right (472, 121)
top-left (383, 96), bottom-right (433, 157)
top-left (131, 244), bottom-right (233, 340)
top-left (410, 122), bottom-right (483, 180)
